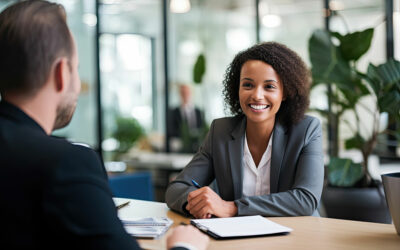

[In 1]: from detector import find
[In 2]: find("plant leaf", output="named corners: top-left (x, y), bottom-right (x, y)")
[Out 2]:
top-left (193, 53), bottom-right (206, 84)
top-left (364, 59), bottom-right (400, 116)
top-left (337, 28), bottom-right (374, 61)
top-left (345, 134), bottom-right (366, 150)
top-left (309, 29), bottom-right (352, 86)
top-left (113, 117), bottom-right (144, 153)
top-left (328, 157), bottom-right (363, 187)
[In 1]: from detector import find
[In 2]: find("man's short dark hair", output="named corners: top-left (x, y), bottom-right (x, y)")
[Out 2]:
top-left (0, 0), bottom-right (73, 96)
top-left (222, 42), bottom-right (311, 127)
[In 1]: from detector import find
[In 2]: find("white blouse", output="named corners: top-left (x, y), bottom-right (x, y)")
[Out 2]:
top-left (242, 133), bottom-right (273, 197)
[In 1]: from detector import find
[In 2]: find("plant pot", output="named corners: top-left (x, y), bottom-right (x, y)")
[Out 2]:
top-left (322, 185), bottom-right (392, 223)
top-left (382, 172), bottom-right (400, 235)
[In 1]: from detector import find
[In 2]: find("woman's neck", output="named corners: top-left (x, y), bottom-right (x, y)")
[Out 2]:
top-left (245, 117), bottom-right (275, 150)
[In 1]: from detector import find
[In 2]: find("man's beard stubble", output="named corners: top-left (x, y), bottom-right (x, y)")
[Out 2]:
top-left (53, 99), bottom-right (76, 130)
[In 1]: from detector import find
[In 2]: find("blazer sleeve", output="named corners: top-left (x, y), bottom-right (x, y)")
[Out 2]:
top-left (165, 120), bottom-right (216, 215)
top-left (234, 117), bottom-right (324, 216)
top-left (42, 145), bottom-right (141, 249)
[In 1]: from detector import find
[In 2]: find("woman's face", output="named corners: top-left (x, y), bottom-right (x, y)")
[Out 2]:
top-left (239, 60), bottom-right (284, 125)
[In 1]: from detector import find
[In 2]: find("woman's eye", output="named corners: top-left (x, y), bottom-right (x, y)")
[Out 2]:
top-left (265, 84), bottom-right (275, 89)
top-left (242, 82), bottom-right (252, 88)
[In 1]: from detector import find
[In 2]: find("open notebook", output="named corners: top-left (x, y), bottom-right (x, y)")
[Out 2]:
top-left (191, 215), bottom-right (292, 239)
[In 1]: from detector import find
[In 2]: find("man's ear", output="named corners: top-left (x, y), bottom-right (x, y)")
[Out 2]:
top-left (54, 58), bottom-right (70, 93)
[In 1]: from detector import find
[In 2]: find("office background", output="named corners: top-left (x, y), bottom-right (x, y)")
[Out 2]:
top-left (0, 0), bottom-right (398, 170)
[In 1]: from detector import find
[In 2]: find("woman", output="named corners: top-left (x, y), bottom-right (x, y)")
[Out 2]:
top-left (166, 42), bottom-right (324, 219)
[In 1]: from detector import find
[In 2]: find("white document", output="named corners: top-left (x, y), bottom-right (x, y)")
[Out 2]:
top-left (191, 215), bottom-right (292, 238)
top-left (119, 216), bottom-right (173, 239)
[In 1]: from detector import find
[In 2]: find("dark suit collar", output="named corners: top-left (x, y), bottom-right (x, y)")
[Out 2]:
top-left (0, 100), bottom-right (46, 134)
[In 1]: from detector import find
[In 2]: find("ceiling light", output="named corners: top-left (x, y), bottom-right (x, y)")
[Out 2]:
top-left (329, 1), bottom-right (344, 11)
top-left (170, 0), bottom-right (191, 14)
top-left (262, 14), bottom-right (282, 28)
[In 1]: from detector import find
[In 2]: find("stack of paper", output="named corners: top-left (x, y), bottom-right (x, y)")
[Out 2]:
top-left (120, 217), bottom-right (173, 239)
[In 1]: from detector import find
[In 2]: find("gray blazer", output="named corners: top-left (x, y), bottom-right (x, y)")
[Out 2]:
top-left (165, 115), bottom-right (324, 217)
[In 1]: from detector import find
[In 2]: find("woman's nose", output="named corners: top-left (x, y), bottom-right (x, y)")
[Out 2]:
top-left (251, 86), bottom-right (264, 100)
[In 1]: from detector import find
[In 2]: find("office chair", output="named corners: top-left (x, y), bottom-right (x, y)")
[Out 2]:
top-left (109, 172), bottom-right (154, 201)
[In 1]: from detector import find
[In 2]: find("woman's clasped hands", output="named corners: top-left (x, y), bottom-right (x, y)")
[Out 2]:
top-left (185, 186), bottom-right (237, 219)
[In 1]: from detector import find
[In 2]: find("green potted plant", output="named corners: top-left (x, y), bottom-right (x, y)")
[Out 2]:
top-left (113, 116), bottom-right (144, 159)
top-left (308, 27), bottom-right (400, 223)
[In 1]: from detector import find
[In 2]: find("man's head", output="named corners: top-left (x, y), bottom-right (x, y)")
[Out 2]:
top-left (0, 0), bottom-right (81, 130)
top-left (179, 84), bottom-right (192, 106)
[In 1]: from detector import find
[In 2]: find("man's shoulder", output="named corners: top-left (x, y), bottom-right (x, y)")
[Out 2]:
top-left (1, 118), bottom-right (100, 170)
top-left (46, 137), bottom-right (101, 169)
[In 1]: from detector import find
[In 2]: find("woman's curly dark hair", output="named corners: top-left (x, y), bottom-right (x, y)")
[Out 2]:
top-left (222, 42), bottom-right (310, 126)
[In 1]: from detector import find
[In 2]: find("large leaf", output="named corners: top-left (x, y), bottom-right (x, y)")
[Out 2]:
top-left (340, 77), bottom-right (370, 108)
top-left (193, 53), bottom-right (206, 84)
top-left (378, 91), bottom-right (400, 115)
top-left (345, 134), bottom-right (366, 150)
top-left (309, 29), bottom-right (352, 86)
top-left (336, 28), bottom-right (374, 61)
top-left (309, 29), bottom-right (336, 83)
top-left (364, 59), bottom-right (400, 115)
top-left (328, 157), bottom-right (363, 187)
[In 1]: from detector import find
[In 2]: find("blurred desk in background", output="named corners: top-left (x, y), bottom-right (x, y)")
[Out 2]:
top-left (121, 152), bottom-right (193, 201)
top-left (123, 152), bottom-right (193, 170)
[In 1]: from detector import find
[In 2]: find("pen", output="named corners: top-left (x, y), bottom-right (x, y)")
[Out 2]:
top-left (116, 201), bottom-right (130, 210)
top-left (191, 179), bottom-right (202, 188)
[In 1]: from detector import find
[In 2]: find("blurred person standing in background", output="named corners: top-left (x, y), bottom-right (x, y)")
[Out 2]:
top-left (169, 84), bottom-right (205, 153)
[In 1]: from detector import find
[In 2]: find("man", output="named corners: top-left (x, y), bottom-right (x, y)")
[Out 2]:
top-left (0, 1), bottom-right (208, 249)
top-left (169, 84), bottom-right (204, 153)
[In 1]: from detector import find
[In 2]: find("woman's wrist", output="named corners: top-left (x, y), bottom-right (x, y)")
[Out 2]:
top-left (224, 201), bottom-right (238, 217)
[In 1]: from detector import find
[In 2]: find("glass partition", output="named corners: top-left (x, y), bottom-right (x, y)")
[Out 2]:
top-left (259, 0), bottom-right (323, 63)
top-left (52, 0), bottom-right (98, 148)
top-left (98, 0), bottom-right (162, 160)
top-left (167, 0), bottom-right (257, 152)
top-left (328, 0), bottom-right (386, 150)
top-left (100, 33), bottom-right (154, 160)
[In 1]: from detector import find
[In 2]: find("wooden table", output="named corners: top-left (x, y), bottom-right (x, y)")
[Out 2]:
top-left (115, 198), bottom-right (400, 250)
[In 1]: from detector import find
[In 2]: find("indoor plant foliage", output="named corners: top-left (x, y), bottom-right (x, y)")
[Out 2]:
top-left (113, 116), bottom-right (144, 154)
top-left (309, 27), bottom-right (400, 188)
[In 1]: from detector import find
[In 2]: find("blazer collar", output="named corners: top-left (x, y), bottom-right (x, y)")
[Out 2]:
top-left (270, 118), bottom-right (289, 193)
top-left (228, 115), bottom-right (246, 199)
top-left (0, 100), bottom-right (46, 134)
top-left (228, 115), bottom-right (289, 197)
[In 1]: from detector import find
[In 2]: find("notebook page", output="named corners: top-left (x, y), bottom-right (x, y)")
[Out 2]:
top-left (191, 215), bottom-right (292, 237)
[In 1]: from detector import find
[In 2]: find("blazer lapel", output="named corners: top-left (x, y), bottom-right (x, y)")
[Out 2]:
top-left (270, 120), bottom-right (288, 193)
top-left (228, 116), bottom-right (246, 200)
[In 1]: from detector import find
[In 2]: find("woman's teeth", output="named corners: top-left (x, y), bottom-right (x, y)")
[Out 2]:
top-left (250, 104), bottom-right (270, 110)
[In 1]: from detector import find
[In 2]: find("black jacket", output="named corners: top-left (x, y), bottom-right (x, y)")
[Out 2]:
top-left (0, 101), bottom-right (141, 249)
